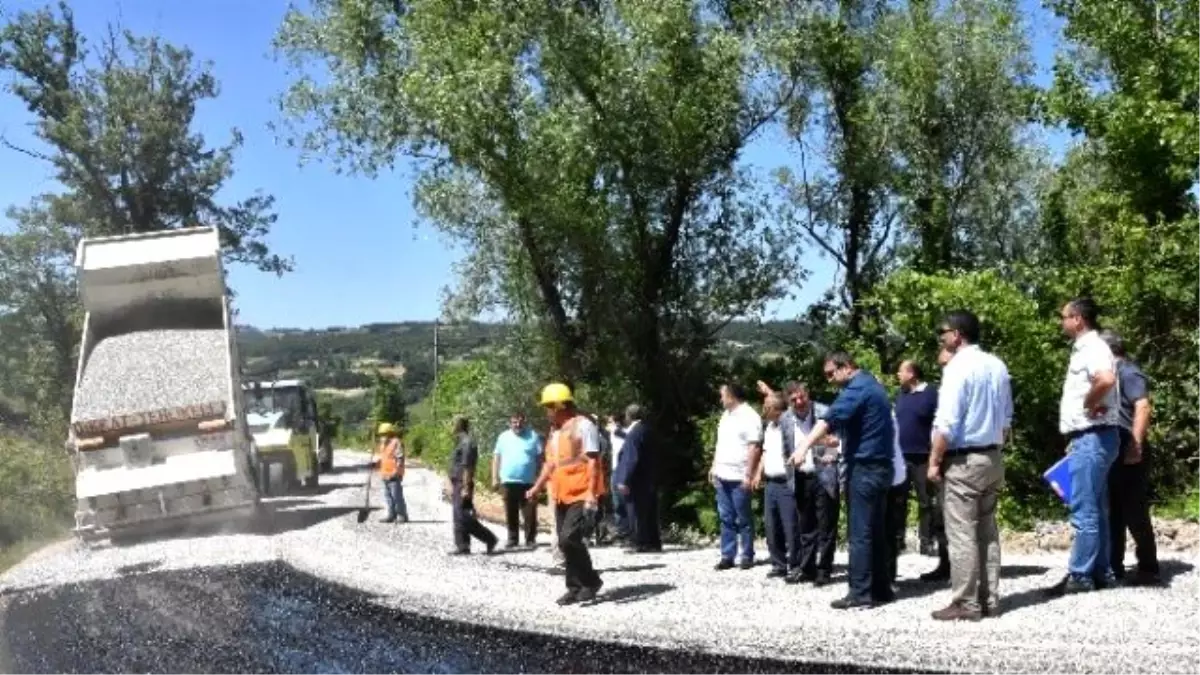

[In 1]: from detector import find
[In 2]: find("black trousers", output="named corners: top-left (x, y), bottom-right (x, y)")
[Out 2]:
top-left (884, 480), bottom-right (910, 584)
top-left (796, 471), bottom-right (840, 575)
top-left (905, 455), bottom-right (946, 558)
top-left (1109, 433), bottom-right (1159, 576)
top-left (557, 501), bottom-right (602, 592)
top-left (628, 483), bottom-right (662, 549)
top-left (452, 482), bottom-right (498, 552)
top-left (501, 483), bottom-right (537, 546)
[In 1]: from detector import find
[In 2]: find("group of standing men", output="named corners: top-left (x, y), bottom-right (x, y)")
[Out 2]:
top-left (707, 301), bottom-right (1161, 619)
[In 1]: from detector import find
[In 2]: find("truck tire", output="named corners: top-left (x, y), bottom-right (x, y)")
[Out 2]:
top-left (317, 433), bottom-right (334, 473)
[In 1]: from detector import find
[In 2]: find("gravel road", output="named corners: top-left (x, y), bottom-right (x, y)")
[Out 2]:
top-left (2, 451), bottom-right (1196, 674)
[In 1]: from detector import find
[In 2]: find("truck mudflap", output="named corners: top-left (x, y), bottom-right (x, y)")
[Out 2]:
top-left (73, 450), bottom-right (258, 541)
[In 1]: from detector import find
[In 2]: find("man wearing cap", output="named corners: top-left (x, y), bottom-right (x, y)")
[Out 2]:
top-left (527, 382), bottom-right (605, 605)
top-left (373, 422), bottom-right (408, 523)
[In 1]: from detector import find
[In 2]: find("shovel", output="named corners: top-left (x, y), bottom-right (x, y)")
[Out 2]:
top-left (357, 462), bottom-right (374, 523)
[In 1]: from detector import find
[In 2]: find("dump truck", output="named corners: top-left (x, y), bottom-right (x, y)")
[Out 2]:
top-left (67, 226), bottom-right (260, 543)
top-left (243, 378), bottom-right (333, 494)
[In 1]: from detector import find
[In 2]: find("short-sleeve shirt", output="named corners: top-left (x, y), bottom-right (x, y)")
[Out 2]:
top-left (494, 428), bottom-right (543, 485)
top-left (573, 415), bottom-right (602, 455)
top-left (713, 402), bottom-right (764, 481)
top-left (1116, 359), bottom-right (1149, 432)
top-left (449, 432), bottom-right (479, 483)
top-left (1059, 330), bottom-right (1120, 434)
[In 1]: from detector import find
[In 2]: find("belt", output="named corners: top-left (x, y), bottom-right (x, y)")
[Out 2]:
top-left (946, 444), bottom-right (999, 456)
top-left (1065, 425), bottom-right (1118, 442)
top-left (764, 474), bottom-right (789, 484)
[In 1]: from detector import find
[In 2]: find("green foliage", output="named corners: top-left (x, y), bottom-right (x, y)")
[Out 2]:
top-left (0, 431), bottom-right (74, 551)
top-left (369, 371), bottom-right (407, 432)
top-left (867, 268), bottom-right (1066, 523)
top-left (315, 395), bottom-right (343, 441)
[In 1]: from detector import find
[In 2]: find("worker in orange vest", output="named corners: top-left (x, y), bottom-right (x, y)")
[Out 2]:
top-left (527, 383), bottom-right (605, 605)
top-left (374, 422), bottom-right (408, 523)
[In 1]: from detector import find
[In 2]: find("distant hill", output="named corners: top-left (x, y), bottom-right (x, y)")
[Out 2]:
top-left (234, 319), bottom-right (814, 406)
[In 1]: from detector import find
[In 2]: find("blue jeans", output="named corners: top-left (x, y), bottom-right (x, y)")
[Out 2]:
top-left (382, 477), bottom-right (408, 521)
top-left (1067, 427), bottom-right (1120, 581)
top-left (715, 479), bottom-right (754, 563)
top-left (846, 461), bottom-right (892, 602)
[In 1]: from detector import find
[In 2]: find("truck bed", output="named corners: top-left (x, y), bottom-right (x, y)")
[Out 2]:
top-left (72, 328), bottom-right (229, 434)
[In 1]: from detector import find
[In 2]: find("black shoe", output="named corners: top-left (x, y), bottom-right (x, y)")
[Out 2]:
top-left (919, 541), bottom-right (937, 557)
top-left (556, 590), bottom-right (580, 606)
top-left (831, 596), bottom-right (874, 610)
top-left (1126, 570), bottom-right (1164, 587)
top-left (448, 549), bottom-right (470, 556)
top-left (767, 567), bottom-right (787, 579)
top-left (714, 559), bottom-right (734, 571)
top-left (785, 570), bottom-right (815, 585)
top-left (379, 517), bottom-right (397, 523)
top-left (920, 563), bottom-right (950, 583)
top-left (506, 540), bottom-right (521, 549)
top-left (1043, 575), bottom-right (1094, 598)
top-left (813, 570), bottom-right (832, 587)
top-left (577, 581), bottom-right (603, 603)
top-left (738, 560), bottom-right (755, 570)
top-left (486, 539), bottom-right (498, 555)
top-left (626, 545), bottom-right (664, 554)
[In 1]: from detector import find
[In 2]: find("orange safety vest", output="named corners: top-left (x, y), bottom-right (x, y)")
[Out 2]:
top-left (375, 438), bottom-right (404, 478)
top-left (549, 417), bottom-right (597, 505)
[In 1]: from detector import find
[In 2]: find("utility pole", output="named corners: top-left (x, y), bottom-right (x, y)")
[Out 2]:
top-left (431, 319), bottom-right (439, 422)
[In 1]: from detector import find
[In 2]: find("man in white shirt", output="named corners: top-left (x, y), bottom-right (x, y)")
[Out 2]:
top-left (927, 310), bottom-right (1013, 621)
top-left (1047, 297), bottom-right (1121, 597)
top-left (755, 392), bottom-right (800, 579)
top-left (709, 382), bottom-right (763, 570)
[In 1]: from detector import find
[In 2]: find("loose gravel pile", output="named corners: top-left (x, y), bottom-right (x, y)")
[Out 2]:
top-left (73, 329), bottom-right (228, 422)
top-left (3, 453), bottom-right (1197, 675)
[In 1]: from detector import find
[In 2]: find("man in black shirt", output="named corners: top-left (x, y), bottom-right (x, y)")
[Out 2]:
top-left (448, 416), bottom-right (499, 555)
top-left (1100, 330), bottom-right (1160, 586)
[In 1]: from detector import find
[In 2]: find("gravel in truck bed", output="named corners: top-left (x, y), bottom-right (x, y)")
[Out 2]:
top-left (72, 329), bottom-right (228, 423)
top-left (2, 453), bottom-right (1196, 674)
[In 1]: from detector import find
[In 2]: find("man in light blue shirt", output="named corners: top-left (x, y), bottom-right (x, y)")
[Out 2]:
top-left (491, 412), bottom-right (544, 549)
top-left (927, 310), bottom-right (1012, 622)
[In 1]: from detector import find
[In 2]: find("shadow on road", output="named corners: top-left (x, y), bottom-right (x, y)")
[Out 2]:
top-left (584, 583), bottom-right (675, 606)
top-left (893, 563), bottom-right (1050, 601)
top-left (106, 499), bottom-right (360, 547)
top-left (0, 561), bottom-right (935, 674)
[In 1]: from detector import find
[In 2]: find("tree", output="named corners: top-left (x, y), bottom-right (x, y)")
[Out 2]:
top-left (369, 371), bottom-right (407, 434)
top-left (0, 2), bottom-right (291, 273)
top-left (882, 0), bottom-right (1040, 271)
top-left (275, 0), bottom-right (801, 502)
top-left (0, 199), bottom-right (79, 427)
top-left (0, 3), bottom-right (291, 428)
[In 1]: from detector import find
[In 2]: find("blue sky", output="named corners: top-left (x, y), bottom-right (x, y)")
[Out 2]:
top-left (0, 0), bottom-right (1067, 329)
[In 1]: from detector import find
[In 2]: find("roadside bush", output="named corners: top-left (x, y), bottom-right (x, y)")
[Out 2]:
top-left (0, 431), bottom-right (74, 551)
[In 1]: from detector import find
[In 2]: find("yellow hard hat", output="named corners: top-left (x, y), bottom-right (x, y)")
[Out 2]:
top-left (377, 422), bottom-right (396, 435)
top-left (539, 382), bottom-right (573, 406)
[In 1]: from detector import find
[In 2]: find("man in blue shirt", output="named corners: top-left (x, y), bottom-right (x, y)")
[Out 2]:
top-left (894, 359), bottom-right (947, 578)
top-left (794, 352), bottom-right (895, 610)
top-left (491, 412), bottom-right (544, 549)
top-left (927, 310), bottom-right (1012, 621)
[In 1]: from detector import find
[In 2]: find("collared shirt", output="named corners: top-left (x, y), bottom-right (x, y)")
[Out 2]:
top-left (713, 402), bottom-right (763, 481)
top-left (890, 413), bottom-right (907, 487)
top-left (762, 421), bottom-right (790, 477)
top-left (933, 344), bottom-right (1012, 449)
top-left (607, 422), bottom-right (626, 467)
top-left (785, 402), bottom-right (829, 474)
top-left (1116, 359), bottom-right (1149, 432)
top-left (494, 428), bottom-right (543, 485)
top-left (821, 370), bottom-right (894, 464)
top-left (1059, 330), bottom-right (1120, 434)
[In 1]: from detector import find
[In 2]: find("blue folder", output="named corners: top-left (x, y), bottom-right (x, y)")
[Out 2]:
top-left (1043, 456), bottom-right (1072, 504)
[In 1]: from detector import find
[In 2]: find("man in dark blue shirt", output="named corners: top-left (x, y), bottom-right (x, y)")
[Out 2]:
top-left (1100, 330), bottom-right (1160, 586)
top-left (894, 359), bottom-right (947, 577)
top-left (794, 351), bottom-right (895, 609)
